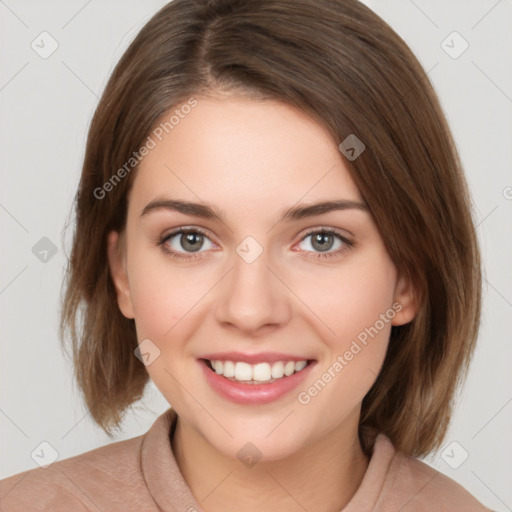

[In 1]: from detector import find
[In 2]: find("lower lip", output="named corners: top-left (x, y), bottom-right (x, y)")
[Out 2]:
top-left (198, 359), bottom-right (316, 405)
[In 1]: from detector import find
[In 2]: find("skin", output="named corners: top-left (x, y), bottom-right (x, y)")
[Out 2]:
top-left (108, 94), bottom-right (417, 512)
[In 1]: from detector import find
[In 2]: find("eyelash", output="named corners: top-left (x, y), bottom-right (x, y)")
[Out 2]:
top-left (157, 227), bottom-right (355, 262)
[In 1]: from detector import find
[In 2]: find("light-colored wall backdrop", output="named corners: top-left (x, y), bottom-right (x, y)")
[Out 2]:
top-left (1, 1), bottom-right (511, 510)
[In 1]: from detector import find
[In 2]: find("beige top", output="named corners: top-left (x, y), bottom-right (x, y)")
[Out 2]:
top-left (0, 408), bottom-right (492, 511)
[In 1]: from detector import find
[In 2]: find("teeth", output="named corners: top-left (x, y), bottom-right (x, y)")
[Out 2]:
top-left (223, 360), bottom-right (235, 377)
top-left (271, 361), bottom-right (284, 379)
top-left (234, 362), bottom-right (252, 381)
top-left (213, 360), bottom-right (223, 374)
top-left (284, 361), bottom-right (295, 376)
top-left (253, 363), bottom-right (272, 382)
top-left (295, 360), bottom-right (307, 372)
top-left (208, 359), bottom-right (309, 382)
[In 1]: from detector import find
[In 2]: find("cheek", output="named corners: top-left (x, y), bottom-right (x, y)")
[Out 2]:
top-left (127, 246), bottom-right (212, 340)
top-left (294, 248), bottom-right (397, 347)
top-left (126, 248), bottom-right (212, 408)
top-left (334, 257), bottom-right (396, 368)
top-left (335, 267), bottom-right (396, 344)
top-left (294, 250), bottom-right (397, 410)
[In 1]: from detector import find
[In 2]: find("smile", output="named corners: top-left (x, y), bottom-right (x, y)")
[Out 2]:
top-left (198, 354), bottom-right (316, 405)
top-left (206, 359), bottom-right (308, 383)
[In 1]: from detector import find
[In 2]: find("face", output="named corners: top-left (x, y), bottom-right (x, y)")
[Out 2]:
top-left (108, 95), bottom-right (416, 461)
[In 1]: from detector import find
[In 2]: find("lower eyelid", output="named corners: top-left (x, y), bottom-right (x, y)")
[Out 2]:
top-left (159, 228), bottom-right (353, 258)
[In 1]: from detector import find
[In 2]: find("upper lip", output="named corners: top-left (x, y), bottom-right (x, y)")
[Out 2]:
top-left (200, 352), bottom-right (314, 364)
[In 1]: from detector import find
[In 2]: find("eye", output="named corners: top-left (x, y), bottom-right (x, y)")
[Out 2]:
top-left (296, 229), bottom-right (354, 259)
top-left (157, 226), bottom-right (354, 262)
top-left (158, 228), bottom-right (215, 260)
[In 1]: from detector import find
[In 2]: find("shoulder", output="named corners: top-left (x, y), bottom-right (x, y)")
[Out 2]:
top-left (381, 443), bottom-right (493, 511)
top-left (0, 435), bottom-right (146, 512)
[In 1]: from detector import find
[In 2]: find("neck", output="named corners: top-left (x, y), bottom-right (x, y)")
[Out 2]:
top-left (172, 414), bottom-right (369, 512)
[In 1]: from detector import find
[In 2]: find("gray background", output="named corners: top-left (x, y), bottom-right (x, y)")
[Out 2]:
top-left (1, 0), bottom-right (511, 509)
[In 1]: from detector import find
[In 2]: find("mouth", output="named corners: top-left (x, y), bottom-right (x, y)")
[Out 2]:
top-left (202, 358), bottom-right (313, 384)
top-left (198, 355), bottom-right (316, 405)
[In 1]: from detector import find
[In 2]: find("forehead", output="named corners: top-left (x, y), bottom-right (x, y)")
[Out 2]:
top-left (129, 96), bottom-right (362, 213)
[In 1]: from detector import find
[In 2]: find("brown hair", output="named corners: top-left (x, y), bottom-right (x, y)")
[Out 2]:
top-left (60, 0), bottom-right (481, 457)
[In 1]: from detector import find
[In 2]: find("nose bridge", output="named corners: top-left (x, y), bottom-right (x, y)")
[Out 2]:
top-left (214, 238), bottom-right (290, 333)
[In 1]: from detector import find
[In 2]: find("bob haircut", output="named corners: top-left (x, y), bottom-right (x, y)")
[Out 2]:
top-left (60, 0), bottom-right (481, 458)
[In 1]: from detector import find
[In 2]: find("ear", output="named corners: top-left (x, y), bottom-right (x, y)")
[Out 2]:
top-left (391, 273), bottom-right (418, 326)
top-left (107, 230), bottom-right (135, 319)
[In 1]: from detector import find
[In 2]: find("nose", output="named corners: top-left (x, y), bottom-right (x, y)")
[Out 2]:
top-left (214, 245), bottom-right (291, 336)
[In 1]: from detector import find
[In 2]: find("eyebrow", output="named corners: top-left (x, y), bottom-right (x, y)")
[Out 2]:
top-left (140, 198), bottom-right (368, 223)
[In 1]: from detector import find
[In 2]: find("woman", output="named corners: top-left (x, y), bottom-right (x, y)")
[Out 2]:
top-left (0, 0), bottom-right (493, 510)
